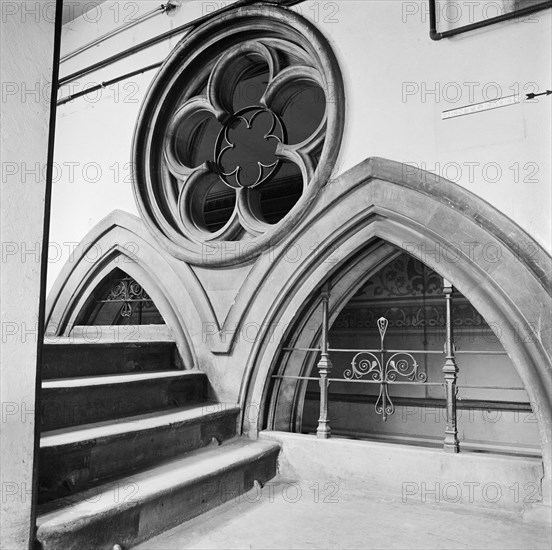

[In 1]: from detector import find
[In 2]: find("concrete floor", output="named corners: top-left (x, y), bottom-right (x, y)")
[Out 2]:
top-left (135, 478), bottom-right (551, 550)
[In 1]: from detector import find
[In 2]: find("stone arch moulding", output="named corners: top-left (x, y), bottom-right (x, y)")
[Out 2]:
top-left (234, 157), bottom-right (552, 501)
top-left (131, 4), bottom-right (345, 266)
top-left (45, 210), bottom-right (218, 368)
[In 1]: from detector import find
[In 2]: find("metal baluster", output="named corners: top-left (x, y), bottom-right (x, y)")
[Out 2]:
top-left (442, 279), bottom-right (460, 453)
top-left (316, 283), bottom-right (332, 439)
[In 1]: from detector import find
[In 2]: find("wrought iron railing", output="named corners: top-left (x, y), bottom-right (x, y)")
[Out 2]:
top-left (273, 280), bottom-right (524, 453)
top-left (342, 316), bottom-right (427, 421)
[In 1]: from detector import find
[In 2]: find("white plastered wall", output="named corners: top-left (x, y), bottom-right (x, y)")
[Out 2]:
top-left (49, 0), bottom-right (551, 288)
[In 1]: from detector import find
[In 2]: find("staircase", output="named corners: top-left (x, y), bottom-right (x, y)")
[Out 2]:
top-left (36, 339), bottom-right (280, 550)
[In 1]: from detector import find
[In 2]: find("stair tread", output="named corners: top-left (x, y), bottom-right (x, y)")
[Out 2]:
top-left (45, 328), bottom-right (174, 345)
top-left (36, 438), bottom-right (280, 528)
top-left (44, 338), bottom-right (175, 346)
top-left (42, 369), bottom-right (204, 389)
top-left (41, 403), bottom-right (239, 447)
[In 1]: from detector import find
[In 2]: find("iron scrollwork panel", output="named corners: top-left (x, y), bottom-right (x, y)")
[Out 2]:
top-left (101, 277), bottom-right (153, 318)
top-left (343, 317), bottom-right (427, 420)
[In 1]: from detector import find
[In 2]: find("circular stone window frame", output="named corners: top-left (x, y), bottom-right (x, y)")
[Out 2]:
top-left (132, 5), bottom-right (345, 266)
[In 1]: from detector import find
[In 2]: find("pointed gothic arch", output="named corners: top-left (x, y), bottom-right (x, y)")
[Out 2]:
top-left (236, 157), bottom-right (552, 501)
top-left (44, 210), bottom-right (216, 368)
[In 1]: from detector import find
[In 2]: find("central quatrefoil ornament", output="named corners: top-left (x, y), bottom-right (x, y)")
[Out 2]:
top-left (215, 107), bottom-right (284, 189)
top-left (132, 6), bottom-right (344, 265)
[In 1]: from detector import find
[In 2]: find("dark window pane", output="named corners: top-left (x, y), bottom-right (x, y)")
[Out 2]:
top-left (76, 269), bottom-right (165, 326)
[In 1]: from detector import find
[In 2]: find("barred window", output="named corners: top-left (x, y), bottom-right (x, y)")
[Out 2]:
top-left (75, 269), bottom-right (164, 325)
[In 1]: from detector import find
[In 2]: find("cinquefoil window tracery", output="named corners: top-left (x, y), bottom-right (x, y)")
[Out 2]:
top-left (132, 6), bottom-right (344, 265)
top-left (164, 42), bottom-right (327, 238)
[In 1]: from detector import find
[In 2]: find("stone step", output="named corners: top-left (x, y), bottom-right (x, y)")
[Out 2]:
top-left (39, 403), bottom-right (240, 503)
top-left (36, 438), bottom-right (281, 550)
top-left (41, 371), bottom-right (208, 431)
top-left (42, 341), bottom-right (177, 379)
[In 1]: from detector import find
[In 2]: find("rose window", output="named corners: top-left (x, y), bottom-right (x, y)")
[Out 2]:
top-left (132, 6), bottom-right (344, 265)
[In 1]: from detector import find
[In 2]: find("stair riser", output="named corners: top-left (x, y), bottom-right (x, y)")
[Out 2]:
top-left (42, 343), bottom-right (176, 379)
top-left (37, 447), bottom-right (279, 550)
top-left (39, 411), bottom-right (239, 503)
top-left (41, 375), bottom-right (207, 430)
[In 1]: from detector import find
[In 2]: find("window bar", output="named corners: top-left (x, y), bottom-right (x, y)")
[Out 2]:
top-left (442, 279), bottom-right (460, 453)
top-left (316, 282), bottom-right (332, 439)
